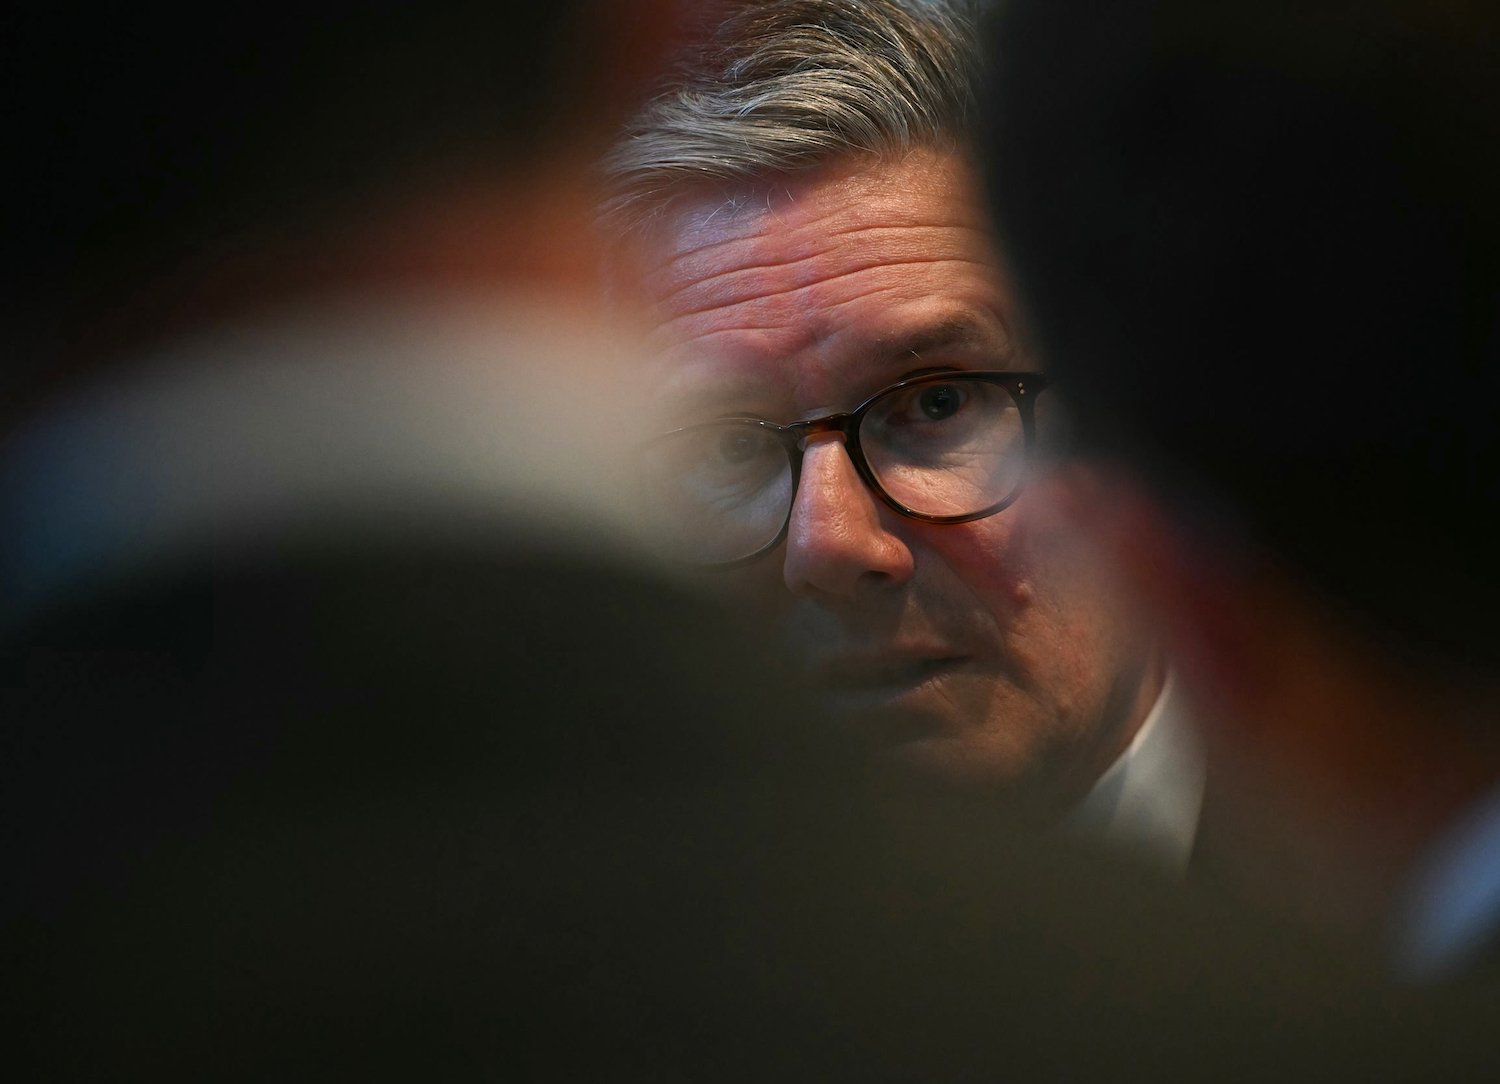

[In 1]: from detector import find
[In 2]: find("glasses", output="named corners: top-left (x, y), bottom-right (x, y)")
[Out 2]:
top-left (641, 370), bottom-right (1049, 567)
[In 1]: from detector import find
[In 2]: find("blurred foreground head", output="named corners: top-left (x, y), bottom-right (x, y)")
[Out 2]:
top-left (985, 0), bottom-right (1500, 968)
top-left (2, 0), bottom-right (696, 626)
top-left (987, 0), bottom-right (1500, 668)
top-left (3, 0), bottom-right (683, 429)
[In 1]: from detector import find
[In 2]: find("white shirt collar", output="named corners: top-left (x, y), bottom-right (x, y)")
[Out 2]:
top-left (1062, 672), bottom-right (1206, 876)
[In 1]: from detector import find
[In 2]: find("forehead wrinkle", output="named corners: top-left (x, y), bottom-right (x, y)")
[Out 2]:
top-left (636, 150), bottom-right (1016, 420)
top-left (653, 249), bottom-right (997, 333)
top-left (646, 218), bottom-right (995, 307)
top-left (650, 322), bottom-right (812, 363)
top-left (802, 257), bottom-right (1008, 323)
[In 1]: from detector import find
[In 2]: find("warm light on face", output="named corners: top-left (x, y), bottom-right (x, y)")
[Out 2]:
top-left (633, 148), bottom-right (1160, 819)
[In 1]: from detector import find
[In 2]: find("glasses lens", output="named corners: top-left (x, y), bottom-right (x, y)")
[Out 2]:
top-left (641, 421), bottom-right (793, 564)
top-left (859, 376), bottom-right (1027, 517)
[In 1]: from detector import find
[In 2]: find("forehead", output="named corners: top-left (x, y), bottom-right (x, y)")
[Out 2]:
top-left (632, 148), bottom-right (1015, 417)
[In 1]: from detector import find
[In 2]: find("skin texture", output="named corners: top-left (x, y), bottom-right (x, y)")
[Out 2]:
top-left (631, 148), bottom-right (1160, 819)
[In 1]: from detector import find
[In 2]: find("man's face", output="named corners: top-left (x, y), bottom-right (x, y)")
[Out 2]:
top-left (632, 148), bottom-right (1156, 818)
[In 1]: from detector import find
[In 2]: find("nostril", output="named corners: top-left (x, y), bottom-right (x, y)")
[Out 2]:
top-left (854, 568), bottom-right (898, 593)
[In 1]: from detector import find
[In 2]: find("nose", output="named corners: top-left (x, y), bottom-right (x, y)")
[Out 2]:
top-left (782, 434), bottom-right (915, 598)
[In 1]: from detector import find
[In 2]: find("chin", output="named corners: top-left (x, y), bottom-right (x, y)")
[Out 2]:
top-left (874, 732), bottom-right (1070, 822)
top-left (886, 732), bottom-right (1001, 779)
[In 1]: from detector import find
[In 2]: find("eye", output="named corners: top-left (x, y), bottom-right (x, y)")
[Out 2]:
top-left (717, 429), bottom-right (763, 464)
top-left (916, 383), bottom-right (965, 421)
top-left (879, 381), bottom-right (972, 427)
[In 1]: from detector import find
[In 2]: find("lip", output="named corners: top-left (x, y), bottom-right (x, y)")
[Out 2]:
top-left (809, 651), bottom-right (971, 715)
top-left (798, 643), bottom-right (982, 758)
top-left (817, 653), bottom-right (965, 689)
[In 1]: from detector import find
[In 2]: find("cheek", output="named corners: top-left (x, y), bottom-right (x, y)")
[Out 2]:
top-left (922, 501), bottom-right (1143, 677)
top-left (1004, 493), bottom-right (1154, 687)
top-left (1004, 477), bottom-right (1135, 613)
top-left (917, 516), bottom-right (1034, 617)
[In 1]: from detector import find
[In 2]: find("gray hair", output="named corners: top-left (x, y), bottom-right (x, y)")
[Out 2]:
top-left (601, 0), bottom-right (982, 236)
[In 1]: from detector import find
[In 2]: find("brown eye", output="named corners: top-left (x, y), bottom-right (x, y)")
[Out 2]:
top-left (917, 384), bottom-right (964, 420)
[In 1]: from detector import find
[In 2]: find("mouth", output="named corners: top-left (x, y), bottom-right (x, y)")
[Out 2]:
top-left (819, 655), bottom-right (966, 692)
top-left (810, 655), bottom-right (971, 756)
top-left (810, 654), bottom-right (972, 724)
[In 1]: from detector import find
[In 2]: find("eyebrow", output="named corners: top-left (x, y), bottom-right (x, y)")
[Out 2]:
top-left (869, 314), bottom-right (1010, 369)
top-left (654, 313), bottom-right (1015, 425)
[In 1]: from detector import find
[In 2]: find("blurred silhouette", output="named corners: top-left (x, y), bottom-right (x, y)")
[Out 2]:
top-left (8, 528), bottom-right (1467, 1080)
top-left (985, 0), bottom-right (1500, 982)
